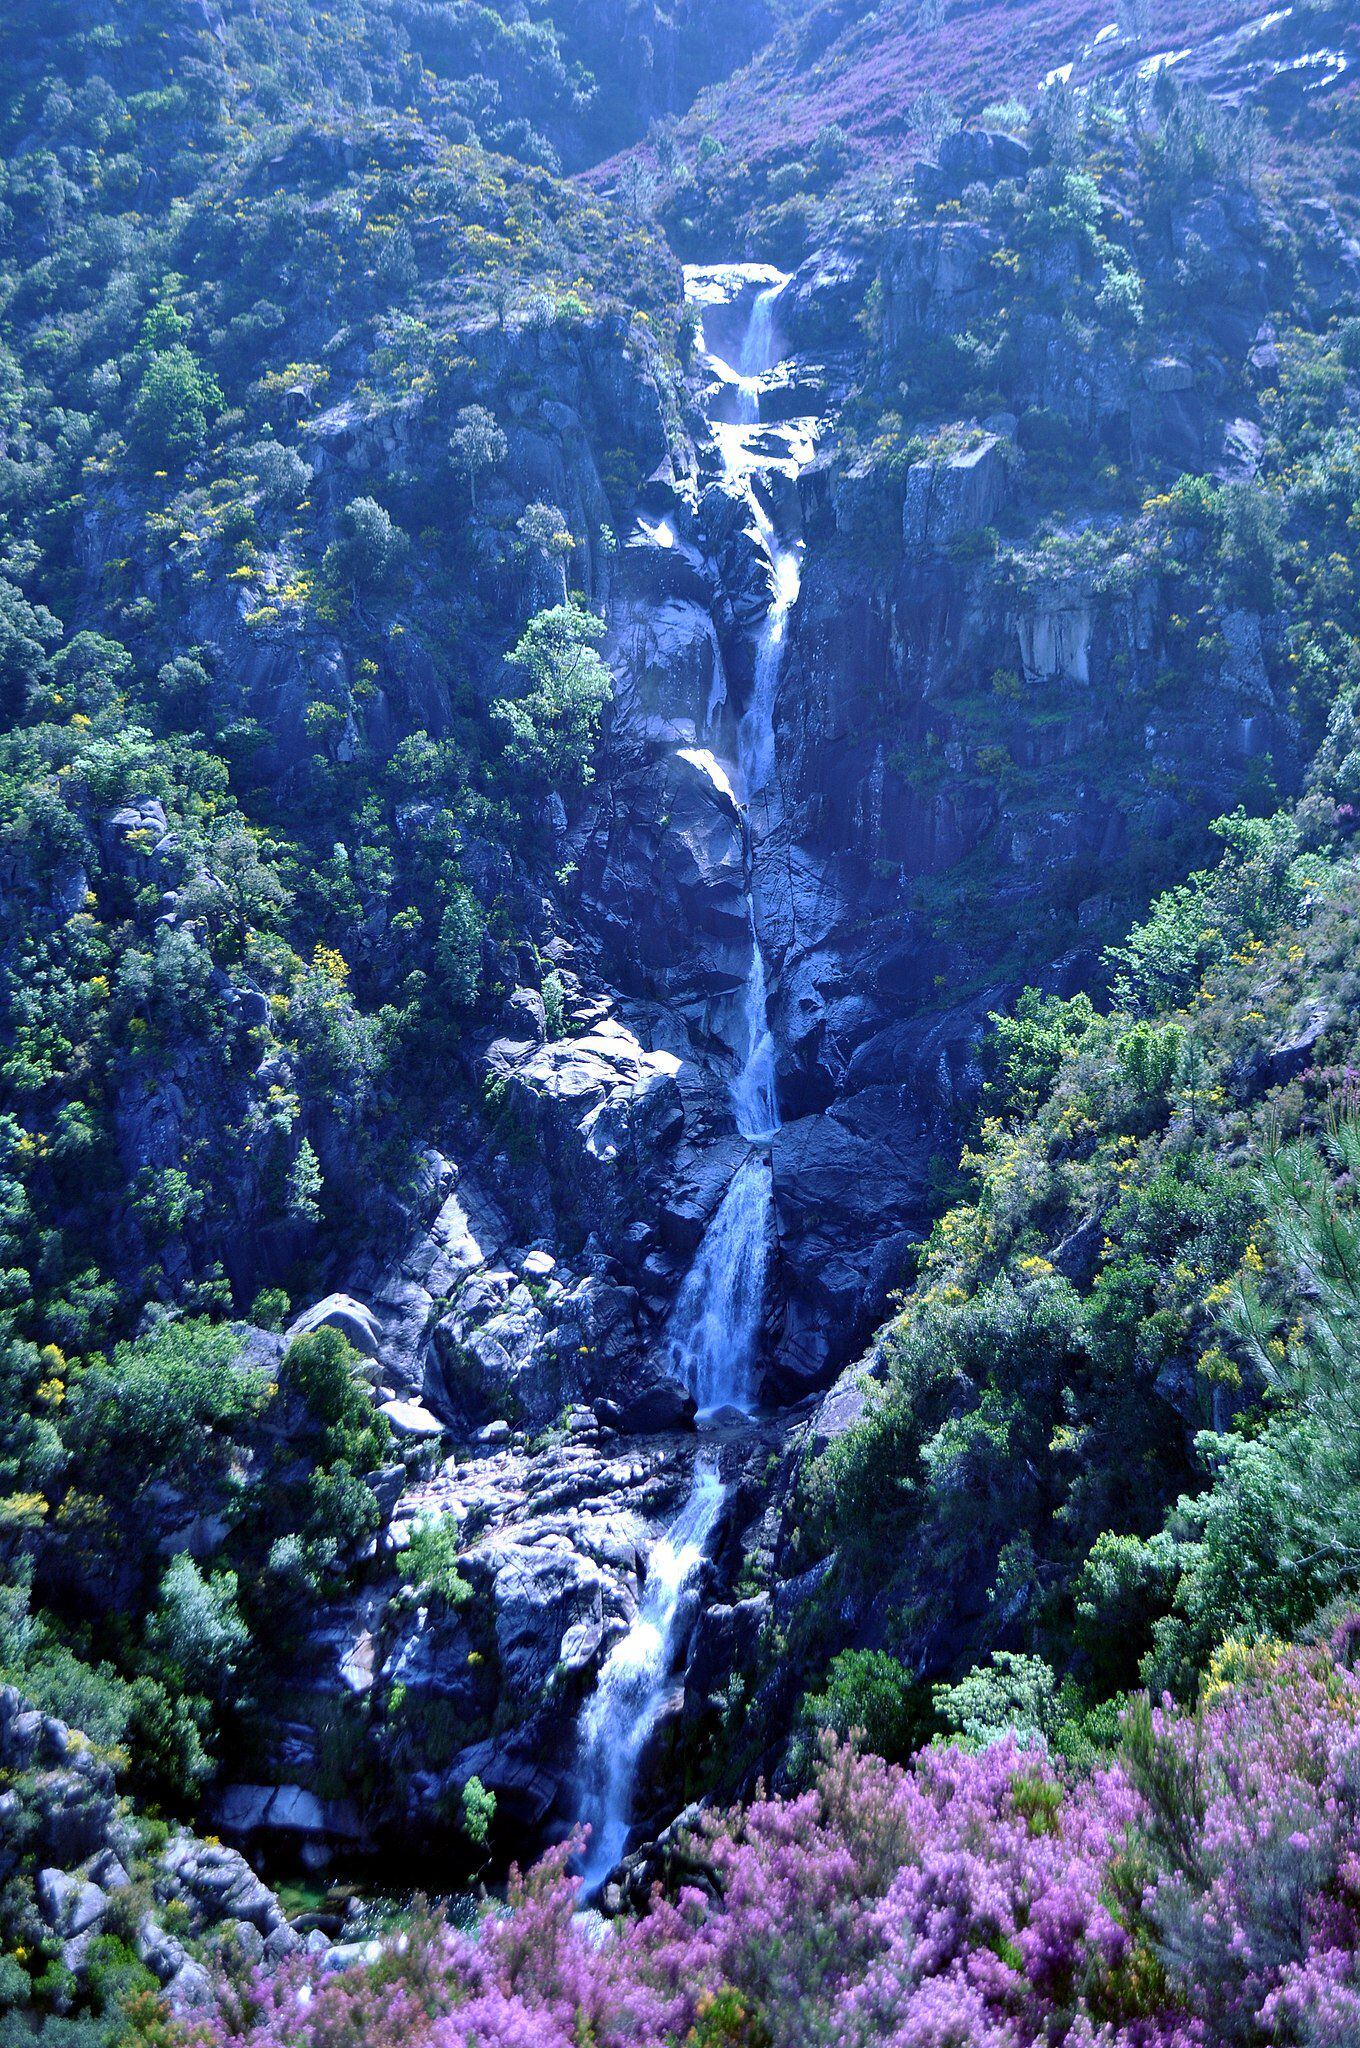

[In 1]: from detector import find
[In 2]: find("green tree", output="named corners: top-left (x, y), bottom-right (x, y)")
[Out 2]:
top-left (129, 344), bottom-right (223, 466)
top-left (492, 602), bottom-right (611, 794)
top-left (516, 500), bottom-right (574, 603)
top-left (146, 1554), bottom-right (249, 1699)
top-left (794, 1649), bottom-right (925, 1775)
top-left (934, 1651), bottom-right (1059, 1749)
top-left (0, 576), bottom-right (60, 723)
top-left (322, 495), bottom-right (408, 601)
top-left (1121, 1110), bottom-right (1360, 1695)
top-left (286, 1137), bottom-right (324, 1223)
top-left (436, 881), bottom-right (484, 1007)
top-left (450, 404), bottom-right (506, 510)
top-left (460, 1774), bottom-right (496, 1849)
top-left (65, 1320), bottom-right (268, 1505)
top-left (1107, 810), bottom-right (1308, 1011)
top-left (983, 989), bottom-right (1097, 1122)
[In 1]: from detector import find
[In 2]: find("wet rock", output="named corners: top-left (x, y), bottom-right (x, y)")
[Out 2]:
top-left (607, 589), bottom-right (726, 749)
top-left (596, 1375), bottom-right (695, 1433)
top-left (613, 1799), bottom-right (717, 1911)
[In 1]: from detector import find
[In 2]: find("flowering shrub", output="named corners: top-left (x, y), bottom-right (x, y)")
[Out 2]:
top-left (192, 1638), bottom-right (1360, 2048)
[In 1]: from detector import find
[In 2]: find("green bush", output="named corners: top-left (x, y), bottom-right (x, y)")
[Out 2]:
top-left (794, 1650), bottom-right (926, 1774)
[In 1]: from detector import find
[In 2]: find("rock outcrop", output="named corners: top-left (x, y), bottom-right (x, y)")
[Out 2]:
top-left (0, 1687), bottom-right (318, 2013)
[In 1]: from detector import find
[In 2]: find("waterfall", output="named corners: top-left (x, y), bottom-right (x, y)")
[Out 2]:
top-left (665, 1153), bottom-right (773, 1413)
top-left (739, 509), bottom-right (801, 801)
top-left (575, 1462), bottom-right (724, 1892)
top-left (732, 375), bottom-right (761, 426)
top-left (731, 935), bottom-right (778, 1144)
top-left (740, 283), bottom-right (783, 378)
top-left (572, 268), bottom-right (815, 1891)
top-left (662, 269), bottom-right (810, 1416)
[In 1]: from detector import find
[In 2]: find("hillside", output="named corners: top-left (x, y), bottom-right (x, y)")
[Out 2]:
top-left (610, 0), bottom-right (1360, 258)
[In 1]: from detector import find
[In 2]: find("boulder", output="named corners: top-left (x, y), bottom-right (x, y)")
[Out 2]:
top-left (213, 1782), bottom-right (363, 1847)
top-left (806, 1362), bottom-right (872, 1455)
top-left (37, 1868), bottom-right (107, 1937)
top-left (160, 1834), bottom-right (287, 1934)
top-left (778, 245), bottom-right (871, 354)
top-left (287, 1293), bottom-right (381, 1358)
top-left (379, 1397), bottom-right (446, 1439)
top-left (490, 1539), bottom-right (606, 1696)
top-left (596, 1374), bottom-right (695, 1433)
top-left (915, 126), bottom-right (1031, 204)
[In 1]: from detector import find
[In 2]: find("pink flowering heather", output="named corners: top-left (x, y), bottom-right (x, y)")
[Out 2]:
top-left (192, 1641), bottom-right (1360, 2048)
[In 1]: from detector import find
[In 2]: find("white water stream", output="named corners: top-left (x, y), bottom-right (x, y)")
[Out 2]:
top-left (574, 1462), bottom-right (724, 1892)
top-left (665, 264), bottom-right (811, 1414)
top-left (574, 267), bottom-right (815, 1891)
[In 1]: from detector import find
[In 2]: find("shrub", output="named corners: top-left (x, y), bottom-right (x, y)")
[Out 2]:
top-left (794, 1649), bottom-right (925, 1775)
top-left (189, 1642), bottom-right (1360, 2048)
top-left (403, 1513), bottom-right (472, 1608)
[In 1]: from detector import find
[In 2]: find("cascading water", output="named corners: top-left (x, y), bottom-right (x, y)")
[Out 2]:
top-left (739, 501), bottom-right (801, 802)
top-left (574, 1462), bottom-right (724, 1893)
top-left (665, 1153), bottom-right (773, 1412)
top-left (572, 269), bottom-right (816, 1889)
top-left (731, 937), bottom-right (778, 1144)
top-left (663, 266), bottom-right (810, 1416)
top-left (740, 283), bottom-right (783, 378)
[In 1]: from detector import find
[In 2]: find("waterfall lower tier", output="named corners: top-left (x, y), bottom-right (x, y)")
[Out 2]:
top-left (665, 1153), bottom-right (773, 1415)
top-left (575, 1464), bottom-right (724, 1893)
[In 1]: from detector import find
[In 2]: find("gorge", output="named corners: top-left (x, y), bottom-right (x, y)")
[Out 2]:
top-left (6, 3), bottom-right (1360, 2038)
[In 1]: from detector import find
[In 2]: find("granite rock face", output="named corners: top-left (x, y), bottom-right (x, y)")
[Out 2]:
top-left (0, 1687), bottom-right (313, 2012)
